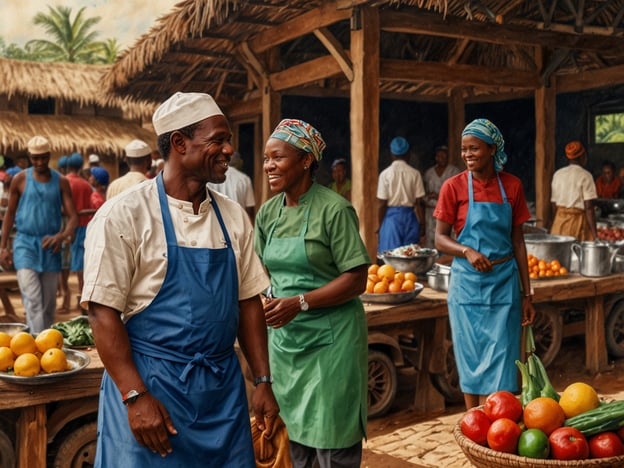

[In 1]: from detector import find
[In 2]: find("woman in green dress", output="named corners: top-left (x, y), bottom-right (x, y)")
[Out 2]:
top-left (254, 119), bottom-right (370, 468)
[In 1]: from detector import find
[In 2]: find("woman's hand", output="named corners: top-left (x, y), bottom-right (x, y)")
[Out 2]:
top-left (521, 297), bottom-right (536, 326)
top-left (464, 247), bottom-right (493, 272)
top-left (263, 296), bottom-right (300, 328)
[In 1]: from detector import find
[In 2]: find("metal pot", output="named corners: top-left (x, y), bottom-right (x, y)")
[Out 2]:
top-left (426, 263), bottom-right (451, 291)
top-left (524, 234), bottom-right (576, 270)
top-left (613, 254), bottom-right (624, 273)
top-left (571, 241), bottom-right (619, 277)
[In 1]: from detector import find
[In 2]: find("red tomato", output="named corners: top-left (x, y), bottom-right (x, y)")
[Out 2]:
top-left (483, 391), bottom-right (523, 422)
top-left (460, 409), bottom-right (492, 446)
top-left (549, 427), bottom-right (590, 460)
top-left (589, 432), bottom-right (624, 458)
top-left (486, 418), bottom-right (522, 453)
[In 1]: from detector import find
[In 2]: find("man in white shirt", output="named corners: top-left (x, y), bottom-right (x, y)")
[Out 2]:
top-left (377, 136), bottom-right (426, 253)
top-left (106, 140), bottom-right (152, 199)
top-left (207, 151), bottom-right (256, 222)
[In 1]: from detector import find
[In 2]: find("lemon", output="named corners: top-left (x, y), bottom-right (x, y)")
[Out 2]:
top-left (0, 332), bottom-right (12, 348)
top-left (40, 348), bottom-right (69, 374)
top-left (35, 328), bottom-right (64, 353)
top-left (13, 352), bottom-right (41, 376)
top-left (558, 382), bottom-right (600, 418)
top-left (0, 346), bottom-right (15, 372)
top-left (10, 332), bottom-right (37, 356)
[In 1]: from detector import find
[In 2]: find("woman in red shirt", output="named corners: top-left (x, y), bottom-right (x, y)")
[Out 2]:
top-left (434, 118), bottom-right (535, 410)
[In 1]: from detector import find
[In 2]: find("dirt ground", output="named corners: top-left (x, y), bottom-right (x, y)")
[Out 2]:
top-left (2, 278), bottom-right (623, 467)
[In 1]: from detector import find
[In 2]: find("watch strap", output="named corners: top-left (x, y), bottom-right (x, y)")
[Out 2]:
top-left (254, 375), bottom-right (273, 386)
top-left (122, 389), bottom-right (149, 405)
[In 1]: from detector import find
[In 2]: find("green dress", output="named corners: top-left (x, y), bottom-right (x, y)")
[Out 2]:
top-left (255, 183), bottom-right (370, 448)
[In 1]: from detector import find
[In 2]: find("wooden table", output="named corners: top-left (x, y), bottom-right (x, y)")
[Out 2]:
top-left (0, 348), bottom-right (103, 468)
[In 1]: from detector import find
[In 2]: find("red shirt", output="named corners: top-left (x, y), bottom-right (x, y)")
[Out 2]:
top-left (595, 175), bottom-right (621, 199)
top-left (67, 173), bottom-right (94, 227)
top-left (434, 171), bottom-right (531, 235)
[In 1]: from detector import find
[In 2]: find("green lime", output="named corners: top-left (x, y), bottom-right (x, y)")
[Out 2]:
top-left (518, 428), bottom-right (550, 459)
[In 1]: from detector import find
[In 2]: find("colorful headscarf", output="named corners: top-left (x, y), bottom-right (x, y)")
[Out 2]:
top-left (462, 118), bottom-right (508, 172)
top-left (565, 141), bottom-right (586, 160)
top-left (269, 119), bottom-right (326, 161)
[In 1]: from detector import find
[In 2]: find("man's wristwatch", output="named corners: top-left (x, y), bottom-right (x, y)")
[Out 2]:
top-left (254, 375), bottom-right (273, 386)
top-left (299, 294), bottom-right (309, 311)
top-left (122, 389), bottom-right (148, 406)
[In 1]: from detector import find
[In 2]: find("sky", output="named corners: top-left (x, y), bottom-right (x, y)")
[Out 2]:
top-left (1, 0), bottom-right (178, 49)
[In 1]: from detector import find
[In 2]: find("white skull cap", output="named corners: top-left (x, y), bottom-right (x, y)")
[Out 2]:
top-left (125, 139), bottom-right (152, 158)
top-left (152, 92), bottom-right (224, 136)
top-left (27, 135), bottom-right (50, 155)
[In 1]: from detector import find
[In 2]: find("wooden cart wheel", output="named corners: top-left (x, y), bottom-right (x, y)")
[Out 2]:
top-left (367, 350), bottom-right (397, 418)
top-left (532, 305), bottom-right (563, 367)
top-left (0, 428), bottom-right (15, 468)
top-left (606, 299), bottom-right (624, 358)
top-left (430, 332), bottom-right (463, 404)
top-left (52, 421), bottom-right (97, 468)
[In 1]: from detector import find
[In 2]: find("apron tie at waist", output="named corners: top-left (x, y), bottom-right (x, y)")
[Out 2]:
top-left (491, 254), bottom-right (514, 265)
top-left (179, 352), bottom-right (225, 383)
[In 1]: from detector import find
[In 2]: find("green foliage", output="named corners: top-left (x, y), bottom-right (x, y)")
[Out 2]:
top-left (0, 5), bottom-right (120, 64)
top-left (595, 113), bottom-right (624, 143)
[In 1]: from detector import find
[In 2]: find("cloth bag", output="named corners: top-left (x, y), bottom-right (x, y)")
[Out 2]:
top-left (250, 415), bottom-right (292, 468)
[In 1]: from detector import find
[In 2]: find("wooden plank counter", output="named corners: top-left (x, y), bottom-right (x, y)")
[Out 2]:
top-left (0, 348), bottom-right (103, 468)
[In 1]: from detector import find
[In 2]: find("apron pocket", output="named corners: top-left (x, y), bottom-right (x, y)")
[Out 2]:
top-left (271, 314), bottom-right (335, 353)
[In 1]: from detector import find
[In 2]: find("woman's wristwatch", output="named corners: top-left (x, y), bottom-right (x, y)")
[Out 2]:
top-left (254, 375), bottom-right (273, 386)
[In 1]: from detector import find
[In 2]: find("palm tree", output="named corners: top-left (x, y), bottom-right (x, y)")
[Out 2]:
top-left (26, 6), bottom-right (105, 63)
top-left (95, 38), bottom-right (123, 64)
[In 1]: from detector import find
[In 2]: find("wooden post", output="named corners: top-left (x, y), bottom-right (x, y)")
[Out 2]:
top-left (534, 85), bottom-right (556, 228)
top-left (350, 6), bottom-right (380, 260)
top-left (261, 49), bottom-right (281, 204)
top-left (16, 405), bottom-right (47, 468)
top-left (448, 89), bottom-right (465, 168)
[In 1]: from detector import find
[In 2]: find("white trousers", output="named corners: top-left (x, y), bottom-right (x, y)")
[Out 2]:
top-left (17, 269), bottom-right (58, 333)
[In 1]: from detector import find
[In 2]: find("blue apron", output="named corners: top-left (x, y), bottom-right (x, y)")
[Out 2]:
top-left (95, 174), bottom-right (254, 467)
top-left (378, 206), bottom-right (419, 252)
top-left (447, 171), bottom-right (521, 394)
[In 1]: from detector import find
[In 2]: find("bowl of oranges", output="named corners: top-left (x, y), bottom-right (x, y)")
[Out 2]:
top-left (527, 254), bottom-right (569, 280)
top-left (0, 328), bottom-right (90, 384)
top-left (361, 263), bottom-right (424, 304)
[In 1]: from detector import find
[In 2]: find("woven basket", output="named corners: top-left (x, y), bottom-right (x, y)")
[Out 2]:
top-left (453, 420), bottom-right (624, 468)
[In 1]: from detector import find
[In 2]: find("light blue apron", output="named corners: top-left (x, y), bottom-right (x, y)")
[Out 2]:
top-left (95, 174), bottom-right (254, 467)
top-left (378, 206), bottom-right (419, 252)
top-left (447, 171), bottom-right (521, 394)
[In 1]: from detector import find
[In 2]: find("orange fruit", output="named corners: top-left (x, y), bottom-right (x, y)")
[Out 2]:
top-left (550, 260), bottom-right (561, 271)
top-left (401, 279), bottom-right (415, 292)
top-left (13, 352), bottom-right (40, 376)
top-left (404, 272), bottom-right (417, 282)
top-left (366, 280), bottom-right (375, 294)
top-left (394, 271), bottom-right (405, 283)
top-left (523, 397), bottom-right (566, 435)
top-left (373, 280), bottom-right (389, 294)
top-left (538, 260), bottom-right (547, 271)
top-left (558, 382), bottom-right (600, 418)
top-left (559, 266), bottom-right (568, 275)
top-left (35, 328), bottom-right (64, 353)
top-left (0, 346), bottom-right (15, 372)
top-left (388, 280), bottom-right (402, 293)
top-left (0, 332), bottom-right (11, 348)
top-left (10, 332), bottom-right (37, 356)
top-left (377, 264), bottom-right (396, 281)
top-left (368, 264), bottom-right (379, 275)
top-left (368, 274), bottom-right (380, 283)
top-left (40, 348), bottom-right (69, 373)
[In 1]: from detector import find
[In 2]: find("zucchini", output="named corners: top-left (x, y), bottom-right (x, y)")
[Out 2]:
top-left (564, 400), bottom-right (624, 436)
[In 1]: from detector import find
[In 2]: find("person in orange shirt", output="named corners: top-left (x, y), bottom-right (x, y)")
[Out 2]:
top-left (595, 160), bottom-right (622, 199)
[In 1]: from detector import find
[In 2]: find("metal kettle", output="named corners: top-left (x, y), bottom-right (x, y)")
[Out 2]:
top-left (571, 241), bottom-right (619, 277)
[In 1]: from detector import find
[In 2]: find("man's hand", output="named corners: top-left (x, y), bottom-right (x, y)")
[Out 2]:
top-left (126, 393), bottom-right (177, 457)
top-left (252, 383), bottom-right (280, 438)
top-left (0, 249), bottom-right (12, 270)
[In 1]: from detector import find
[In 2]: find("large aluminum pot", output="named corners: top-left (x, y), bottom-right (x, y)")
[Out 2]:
top-left (523, 233), bottom-right (575, 270)
top-left (571, 241), bottom-right (619, 277)
top-left (426, 263), bottom-right (451, 291)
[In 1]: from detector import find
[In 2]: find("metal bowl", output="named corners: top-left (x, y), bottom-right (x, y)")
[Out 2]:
top-left (0, 348), bottom-right (90, 385)
top-left (0, 323), bottom-right (29, 335)
top-left (361, 283), bottom-right (424, 304)
top-left (379, 248), bottom-right (438, 274)
top-left (426, 264), bottom-right (451, 291)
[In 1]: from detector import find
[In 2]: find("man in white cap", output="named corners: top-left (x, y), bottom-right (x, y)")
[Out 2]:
top-left (88, 153), bottom-right (100, 167)
top-left (0, 136), bottom-right (78, 332)
top-left (106, 139), bottom-right (153, 198)
top-left (82, 92), bottom-right (279, 465)
top-left (377, 136), bottom-right (426, 253)
top-left (207, 151), bottom-right (256, 222)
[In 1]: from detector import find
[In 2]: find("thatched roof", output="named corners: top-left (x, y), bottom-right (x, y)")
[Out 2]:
top-left (0, 58), bottom-right (156, 119)
top-left (104, 0), bottom-right (624, 106)
top-left (0, 112), bottom-right (156, 158)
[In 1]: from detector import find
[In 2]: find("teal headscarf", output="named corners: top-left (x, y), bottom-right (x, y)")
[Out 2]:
top-left (269, 119), bottom-right (326, 161)
top-left (462, 118), bottom-right (508, 172)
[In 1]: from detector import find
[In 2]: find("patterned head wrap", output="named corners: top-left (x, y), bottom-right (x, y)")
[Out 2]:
top-left (462, 118), bottom-right (508, 172)
top-left (269, 119), bottom-right (326, 161)
top-left (565, 141), bottom-right (586, 160)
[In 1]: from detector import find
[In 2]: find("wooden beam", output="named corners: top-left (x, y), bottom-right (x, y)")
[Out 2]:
top-left (381, 59), bottom-right (541, 89)
top-left (556, 63), bottom-right (624, 93)
top-left (270, 56), bottom-right (343, 91)
top-left (238, 41), bottom-right (267, 79)
top-left (535, 84), bottom-right (556, 229)
top-left (313, 27), bottom-right (354, 82)
top-left (249, 2), bottom-right (350, 54)
top-left (350, 6), bottom-right (380, 260)
top-left (223, 97), bottom-right (261, 120)
top-left (448, 89), bottom-right (464, 168)
top-left (380, 10), bottom-right (624, 51)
